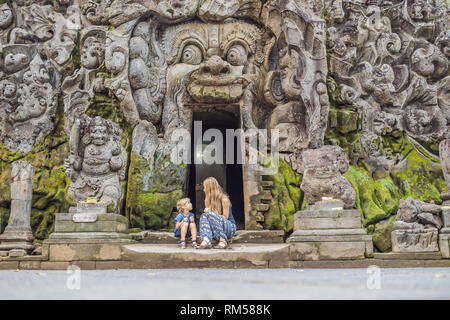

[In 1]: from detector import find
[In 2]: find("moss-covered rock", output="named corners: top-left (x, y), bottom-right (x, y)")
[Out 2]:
top-left (264, 159), bottom-right (303, 232)
top-left (372, 218), bottom-right (395, 252)
top-left (126, 151), bottom-right (185, 230)
top-left (345, 166), bottom-right (401, 228)
top-left (390, 149), bottom-right (445, 204)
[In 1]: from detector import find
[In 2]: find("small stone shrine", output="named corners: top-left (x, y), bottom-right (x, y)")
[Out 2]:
top-left (49, 197), bottom-right (130, 240)
top-left (43, 197), bottom-right (132, 262)
top-left (288, 146), bottom-right (373, 260)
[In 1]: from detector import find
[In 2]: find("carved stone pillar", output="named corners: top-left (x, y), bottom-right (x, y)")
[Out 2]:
top-left (0, 161), bottom-right (35, 256)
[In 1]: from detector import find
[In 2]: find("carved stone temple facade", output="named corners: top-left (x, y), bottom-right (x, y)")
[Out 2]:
top-left (0, 0), bottom-right (448, 262)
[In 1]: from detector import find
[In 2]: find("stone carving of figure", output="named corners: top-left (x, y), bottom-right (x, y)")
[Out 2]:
top-left (44, 8), bottom-right (79, 75)
top-left (0, 3), bottom-right (79, 153)
top-left (4, 51), bottom-right (30, 74)
top-left (325, 0), bottom-right (449, 176)
top-left (0, 50), bottom-right (57, 153)
top-left (64, 116), bottom-right (126, 207)
top-left (157, 0), bottom-right (199, 23)
top-left (263, 1), bottom-right (330, 172)
top-left (80, 0), bottom-right (113, 25)
top-left (0, 3), bottom-right (13, 30)
top-left (62, 28), bottom-right (107, 131)
top-left (300, 145), bottom-right (356, 209)
top-left (0, 78), bottom-right (17, 100)
top-left (81, 36), bottom-right (105, 69)
top-left (80, 0), bottom-right (147, 27)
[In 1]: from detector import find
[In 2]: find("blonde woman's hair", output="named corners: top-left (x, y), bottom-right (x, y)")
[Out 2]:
top-left (203, 177), bottom-right (230, 215)
top-left (176, 198), bottom-right (190, 213)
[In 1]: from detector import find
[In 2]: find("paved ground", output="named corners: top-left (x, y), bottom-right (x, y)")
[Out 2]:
top-left (0, 268), bottom-right (449, 299)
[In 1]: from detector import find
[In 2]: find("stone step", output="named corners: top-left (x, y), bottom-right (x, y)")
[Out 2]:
top-left (260, 190), bottom-right (273, 202)
top-left (261, 181), bottom-right (274, 189)
top-left (254, 212), bottom-right (265, 222)
top-left (120, 243), bottom-right (290, 268)
top-left (230, 230), bottom-right (284, 243)
top-left (373, 252), bottom-right (442, 260)
top-left (133, 230), bottom-right (285, 244)
top-left (255, 203), bottom-right (270, 212)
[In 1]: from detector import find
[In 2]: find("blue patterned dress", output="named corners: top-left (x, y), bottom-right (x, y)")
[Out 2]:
top-left (199, 207), bottom-right (237, 242)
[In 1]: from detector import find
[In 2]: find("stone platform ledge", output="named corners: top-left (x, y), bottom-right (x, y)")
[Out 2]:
top-left (2, 257), bottom-right (450, 270)
top-left (0, 253), bottom-right (47, 262)
top-left (43, 238), bottom-right (135, 262)
top-left (288, 259), bottom-right (450, 269)
top-left (132, 230), bottom-right (285, 244)
top-left (49, 232), bottom-right (132, 240)
top-left (120, 243), bottom-right (290, 269)
top-left (373, 252), bottom-right (442, 260)
top-left (288, 229), bottom-right (374, 260)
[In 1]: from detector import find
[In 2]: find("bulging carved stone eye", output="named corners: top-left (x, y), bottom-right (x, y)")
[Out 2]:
top-left (181, 44), bottom-right (202, 65)
top-left (226, 44), bottom-right (247, 66)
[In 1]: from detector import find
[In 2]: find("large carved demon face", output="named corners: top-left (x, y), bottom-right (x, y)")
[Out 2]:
top-left (163, 21), bottom-right (265, 104)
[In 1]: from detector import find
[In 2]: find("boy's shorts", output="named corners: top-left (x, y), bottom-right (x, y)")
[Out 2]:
top-left (174, 220), bottom-right (192, 238)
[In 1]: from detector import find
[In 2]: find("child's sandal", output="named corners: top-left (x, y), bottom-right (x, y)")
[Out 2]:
top-left (179, 240), bottom-right (186, 249)
top-left (192, 241), bottom-right (199, 249)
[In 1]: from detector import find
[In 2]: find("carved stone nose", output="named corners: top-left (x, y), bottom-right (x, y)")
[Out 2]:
top-left (200, 56), bottom-right (231, 76)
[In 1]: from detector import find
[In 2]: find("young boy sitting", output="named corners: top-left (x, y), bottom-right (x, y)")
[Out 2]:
top-left (174, 198), bottom-right (199, 249)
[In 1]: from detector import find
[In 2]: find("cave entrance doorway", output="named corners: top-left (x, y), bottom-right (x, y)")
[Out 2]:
top-left (188, 107), bottom-right (245, 230)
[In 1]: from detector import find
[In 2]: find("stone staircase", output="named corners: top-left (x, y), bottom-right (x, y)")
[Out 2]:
top-left (131, 230), bottom-right (284, 244)
top-left (120, 243), bottom-right (290, 269)
top-left (253, 180), bottom-right (274, 224)
top-left (120, 229), bottom-right (287, 268)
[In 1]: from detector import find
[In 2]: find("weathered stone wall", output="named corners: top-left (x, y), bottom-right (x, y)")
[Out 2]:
top-left (0, 0), bottom-right (447, 252)
top-left (325, 0), bottom-right (449, 251)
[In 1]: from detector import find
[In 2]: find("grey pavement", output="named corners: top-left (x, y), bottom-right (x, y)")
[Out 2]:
top-left (0, 268), bottom-right (449, 299)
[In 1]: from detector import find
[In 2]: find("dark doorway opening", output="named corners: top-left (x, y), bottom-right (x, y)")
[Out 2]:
top-left (188, 108), bottom-right (245, 230)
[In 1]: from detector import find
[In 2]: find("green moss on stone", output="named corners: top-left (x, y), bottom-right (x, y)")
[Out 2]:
top-left (71, 32), bottom-right (81, 70)
top-left (0, 117), bottom-right (71, 239)
top-left (126, 151), bottom-right (184, 230)
top-left (390, 148), bottom-right (445, 203)
top-left (264, 159), bottom-right (303, 232)
top-left (372, 218), bottom-right (395, 252)
top-left (0, 207), bottom-right (10, 234)
top-left (345, 166), bottom-right (401, 228)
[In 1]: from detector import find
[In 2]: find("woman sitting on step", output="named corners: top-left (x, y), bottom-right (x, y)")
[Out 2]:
top-left (198, 177), bottom-right (237, 249)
